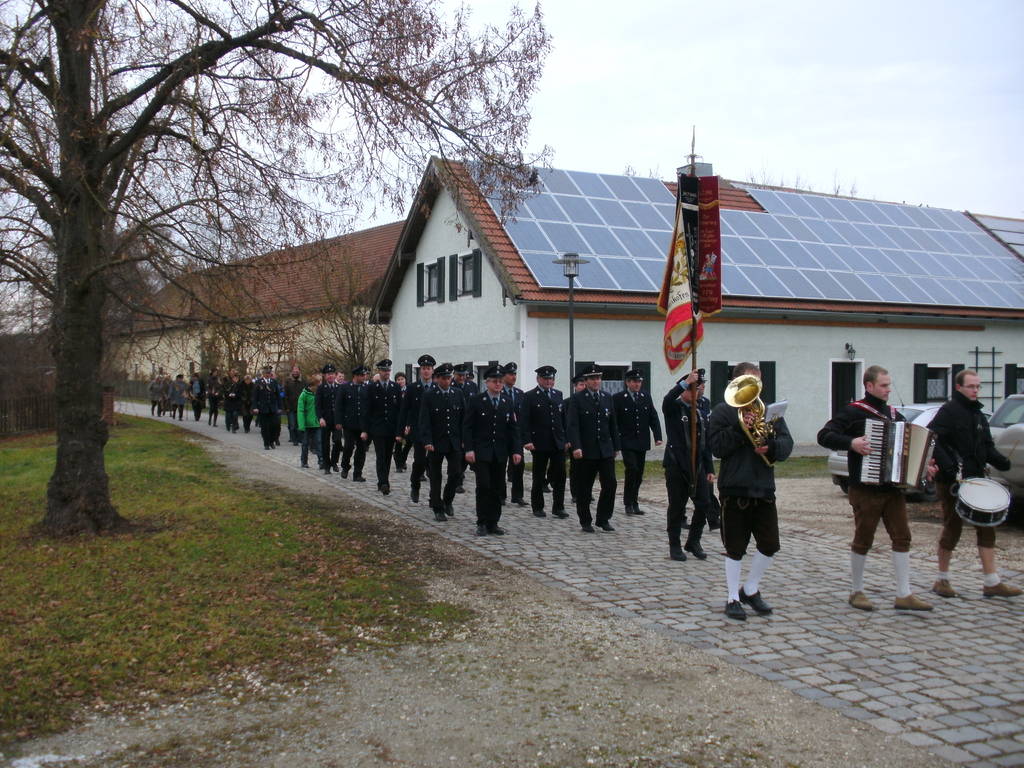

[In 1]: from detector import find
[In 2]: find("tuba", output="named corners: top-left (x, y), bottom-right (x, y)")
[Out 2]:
top-left (724, 374), bottom-right (774, 466)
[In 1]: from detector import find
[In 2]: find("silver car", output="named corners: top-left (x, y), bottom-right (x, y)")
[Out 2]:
top-left (989, 394), bottom-right (1024, 501)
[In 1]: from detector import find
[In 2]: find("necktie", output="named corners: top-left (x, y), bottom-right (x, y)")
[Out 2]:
top-left (492, 397), bottom-right (499, 408)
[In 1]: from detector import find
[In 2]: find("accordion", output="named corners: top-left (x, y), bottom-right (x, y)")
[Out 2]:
top-left (859, 420), bottom-right (936, 490)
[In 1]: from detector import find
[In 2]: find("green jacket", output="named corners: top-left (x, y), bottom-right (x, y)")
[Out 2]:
top-left (297, 387), bottom-right (319, 430)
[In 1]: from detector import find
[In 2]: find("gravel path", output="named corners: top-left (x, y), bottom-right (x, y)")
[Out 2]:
top-left (8, 405), bottom-right (1022, 767)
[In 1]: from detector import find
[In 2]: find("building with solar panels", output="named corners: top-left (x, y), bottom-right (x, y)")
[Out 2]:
top-left (372, 157), bottom-right (1024, 446)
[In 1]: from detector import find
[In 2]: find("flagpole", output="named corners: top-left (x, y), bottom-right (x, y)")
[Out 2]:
top-left (688, 128), bottom-right (699, 481)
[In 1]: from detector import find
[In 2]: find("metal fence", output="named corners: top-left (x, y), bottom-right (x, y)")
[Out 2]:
top-left (0, 395), bottom-right (56, 436)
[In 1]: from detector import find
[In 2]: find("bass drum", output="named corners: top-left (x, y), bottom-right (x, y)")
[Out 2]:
top-left (955, 478), bottom-right (1011, 528)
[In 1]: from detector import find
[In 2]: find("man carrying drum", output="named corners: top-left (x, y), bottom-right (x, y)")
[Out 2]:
top-left (929, 369), bottom-right (1020, 599)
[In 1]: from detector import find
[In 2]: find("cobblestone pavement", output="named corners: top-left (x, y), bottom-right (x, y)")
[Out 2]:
top-left (120, 403), bottom-right (1024, 767)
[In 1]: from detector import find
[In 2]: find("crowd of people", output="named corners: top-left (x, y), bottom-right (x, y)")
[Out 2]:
top-left (146, 358), bottom-right (1019, 620)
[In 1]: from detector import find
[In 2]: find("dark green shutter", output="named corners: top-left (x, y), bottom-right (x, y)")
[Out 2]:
top-left (448, 254), bottom-right (458, 301)
top-left (951, 363), bottom-right (965, 391)
top-left (913, 363), bottom-right (929, 403)
top-left (436, 257), bottom-right (445, 303)
top-left (472, 249), bottom-right (483, 297)
top-left (759, 360), bottom-right (777, 405)
top-left (416, 264), bottom-right (424, 307)
top-left (1006, 364), bottom-right (1019, 397)
top-left (710, 360), bottom-right (730, 406)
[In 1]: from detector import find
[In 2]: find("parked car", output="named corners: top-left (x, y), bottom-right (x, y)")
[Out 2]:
top-left (989, 394), bottom-right (1024, 502)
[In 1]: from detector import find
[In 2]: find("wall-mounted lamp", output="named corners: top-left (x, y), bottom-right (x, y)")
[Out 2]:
top-left (844, 342), bottom-right (856, 361)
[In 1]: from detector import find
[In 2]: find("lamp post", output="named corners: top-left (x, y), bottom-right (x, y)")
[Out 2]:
top-left (553, 252), bottom-right (589, 378)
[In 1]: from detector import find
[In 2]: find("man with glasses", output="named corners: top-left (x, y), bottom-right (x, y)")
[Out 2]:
top-left (929, 369), bottom-right (1019, 599)
top-left (521, 365), bottom-right (569, 519)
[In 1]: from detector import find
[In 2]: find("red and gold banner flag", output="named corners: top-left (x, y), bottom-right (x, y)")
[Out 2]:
top-left (697, 176), bottom-right (722, 316)
top-left (658, 175), bottom-right (703, 373)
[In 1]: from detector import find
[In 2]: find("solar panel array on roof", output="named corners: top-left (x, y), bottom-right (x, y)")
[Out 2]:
top-left (973, 214), bottom-right (1024, 261)
top-left (488, 167), bottom-right (1024, 310)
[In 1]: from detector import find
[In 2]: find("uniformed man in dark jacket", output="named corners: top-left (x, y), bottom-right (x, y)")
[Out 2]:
top-left (662, 370), bottom-right (715, 562)
top-left (283, 365), bottom-right (305, 445)
top-left (565, 375), bottom-right (585, 504)
top-left (393, 371), bottom-right (410, 472)
top-left (464, 365), bottom-right (522, 536)
top-left (451, 364), bottom-right (474, 492)
top-left (929, 368), bottom-right (1019, 598)
top-left (521, 365), bottom-right (569, 518)
top-left (500, 362), bottom-right (527, 506)
top-left (252, 364), bottom-right (280, 450)
top-left (419, 363), bottom-right (464, 521)
top-left (566, 364), bottom-right (620, 532)
top-left (613, 369), bottom-right (663, 516)
top-left (335, 365), bottom-right (369, 481)
top-left (710, 362), bottom-right (793, 621)
top-left (364, 359), bottom-right (403, 495)
top-left (400, 354), bottom-right (435, 502)
top-left (315, 363), bottom-right (342, 473)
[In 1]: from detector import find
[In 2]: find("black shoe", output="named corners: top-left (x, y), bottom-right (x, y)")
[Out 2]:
top-left (476, 524), bottom-right (488, 536)
top-left (633, 506), bottom-right (645, 516)
top-left (411, 487), bottom-right (420, 503)
top-left (739, 588), bottom-right (773, 616)
top-left (323, 466), bottom-right (332, 474)
top-left (625, 504), bottom-right (639, 516)
top-left (532, 508), bottom-right (547, 518)
top-left (455, 486), bottom-right (465, 494)
top-left (596, 522), bottom-right (615, 532)
top-left (512, 498), bottom-right (527, 507)
top-left (264, 445), bottom-right (271, 450)
top-left (725, 600), bottom-right (747, 621)
top-left (543, 484), bottom-right (552, 493)
top-left (301, 463), bottom-right (309, 468)
top-left (681, 519), bottom-right (690, 530)
top-left (444, 503), bottom-right (454, 517)
top-left (340, 468), bottom-right (349, 479)
top-left (581, 524), bottom-right (595, 533)
top-left (487, 526), bottom-right (506, 536)
top-left (684, 541), bottom-right (707, 560)
top-left (381, 484), bottom-right (390, 496)
top-left (551, 508), bottom-right (569, 519)
top-left (433, 510), bottom-right (447, 522)
top-left (352, 475), bottom-right (366, 482)
top-left (397, 465), bottom-right (407, 472)
top-left (669, 545), bottom-right (687, 561)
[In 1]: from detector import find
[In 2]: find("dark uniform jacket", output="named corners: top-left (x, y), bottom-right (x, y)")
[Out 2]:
top-left (315, 380), bottom-right (340, 425)
top-left (709, 402), bottom-right (792, 499)
top-left (661, 383), bottom-right (712, 481)
top-left (418, 385), bottom-right (464, 453)
top-left (463, 391), bottom-right (521, 462)
top-left (401, 378), bottom-right (434, 443)
top-left (252, 377), bottom-right (280, 414)
top-left (521, 386), bottom-right (566, 452)
top-left (335, 381), bottom-right (368, 430)
top-left (566, 388), bottom-right (620, 459)
top-left (929, 390), bottom-right (1010, 483)
top-left (366, 379), bottom-right (403, 437)
top-left (817, 392), bottom-right (905, 489)
top-left (613, 388), bottom-right (663, 451)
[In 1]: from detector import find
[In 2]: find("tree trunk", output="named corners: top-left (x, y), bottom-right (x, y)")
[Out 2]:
top-left (43, 242), bottom-right (125, 536)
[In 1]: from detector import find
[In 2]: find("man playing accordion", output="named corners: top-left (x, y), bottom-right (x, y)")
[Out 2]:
top-left (817, 365), bottom-right (936, 612)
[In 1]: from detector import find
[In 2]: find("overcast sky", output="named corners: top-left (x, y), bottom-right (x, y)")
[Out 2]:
top-left (437, 0), bottom-right (1023, 220)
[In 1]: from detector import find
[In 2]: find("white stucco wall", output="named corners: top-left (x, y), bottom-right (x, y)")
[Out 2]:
top-left (525, 311), bottom-right (1024, 446)
top-left (389, 190), bottom-right (523, 371)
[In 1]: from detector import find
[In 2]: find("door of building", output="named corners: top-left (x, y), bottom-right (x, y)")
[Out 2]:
top-left (831, 361), bottom-right (857, 416)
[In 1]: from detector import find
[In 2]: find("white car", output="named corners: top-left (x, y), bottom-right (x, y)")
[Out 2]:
top-left (989, 394), bottom-right (1024, 501)
top-left (827, 403), bottom-right (943, 501)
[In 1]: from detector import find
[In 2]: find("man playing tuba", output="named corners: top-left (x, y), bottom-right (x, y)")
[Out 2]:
top-left (709, 362), bottom-right (793, 621)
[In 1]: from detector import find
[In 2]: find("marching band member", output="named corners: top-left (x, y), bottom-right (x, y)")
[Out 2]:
top-left (929, 370), bottom-right (1019, 598)
top-left (710, 362), bottom-right (792, 621)
top-left (817, 365), bottom-right (935, 612)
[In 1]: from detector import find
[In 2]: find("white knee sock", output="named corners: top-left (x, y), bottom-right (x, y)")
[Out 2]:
top-left (984, 572), bottom-right (1000, 587)
top-left (892, 551), bottom-right (912, 598)
top-left (743, 551), bottom-right (773, 596)
top-left (725, 557), bottom-right (742, 603)
top-left (851, 552), bottom-right (867, 592)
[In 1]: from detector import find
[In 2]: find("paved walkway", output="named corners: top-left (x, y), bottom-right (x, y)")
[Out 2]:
top-left (119, 403), bottom-right (1024, 767)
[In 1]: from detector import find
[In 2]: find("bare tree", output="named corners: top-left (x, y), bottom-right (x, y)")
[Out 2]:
top-left (0, 0), bottom-right (549, 535)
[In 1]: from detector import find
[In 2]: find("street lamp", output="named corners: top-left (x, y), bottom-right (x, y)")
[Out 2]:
top-left (552, 252), bottom-right (590, 379)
